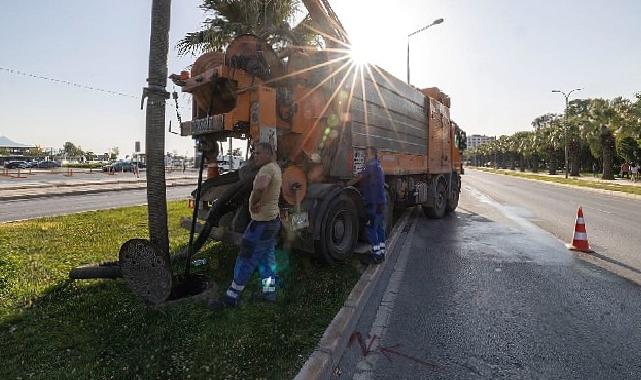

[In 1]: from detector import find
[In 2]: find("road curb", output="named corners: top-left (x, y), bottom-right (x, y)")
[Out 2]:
top-left (294, 210), bottom-right (412, 380)
top-left (0, 181), bottom-right (197, 201)
top-left (470, 168), bottom-right (641, 200)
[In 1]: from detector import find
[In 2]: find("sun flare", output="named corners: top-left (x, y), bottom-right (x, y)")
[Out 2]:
top-left (348, 43), bottom-right (370, 65)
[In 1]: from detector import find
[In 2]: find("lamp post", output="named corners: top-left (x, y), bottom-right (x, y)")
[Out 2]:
top-left (407, 18), bottom-right (444, 84)
top-left (552, 88), bottom-right (582, 179)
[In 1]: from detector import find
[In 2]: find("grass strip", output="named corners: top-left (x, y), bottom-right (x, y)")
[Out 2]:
top-left (0, 201), bottom-right (360, 379)
top-left (474, 168), bottom-right (641, 196)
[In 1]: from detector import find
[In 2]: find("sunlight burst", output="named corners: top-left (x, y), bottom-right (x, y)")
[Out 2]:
top-left (348, 43), bottom-right (370, 66)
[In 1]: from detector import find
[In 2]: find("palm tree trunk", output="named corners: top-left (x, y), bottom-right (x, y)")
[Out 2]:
top-left (569, 139), bottom-right (580, 176)
top-left (519, 156), bottom-right (525, 172)
top-left (145, 0), bottom-right (172, 261)
top-left (548, 148), bottom-right (557, 175)
top-left (532, 153), bottom-right (539, 173)
top-left (600, 126), bottom-right (615, 180)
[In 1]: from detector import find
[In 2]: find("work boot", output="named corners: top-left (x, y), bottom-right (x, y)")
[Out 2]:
top-left (207, 294), bottom-right (239, 311)
top-left (360, 252), bottom-right (385, 265)
top-left (208, 285), bottom-right (241, 311)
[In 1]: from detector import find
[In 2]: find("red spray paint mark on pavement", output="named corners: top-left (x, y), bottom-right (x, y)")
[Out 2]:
top-left (348, 331), bottom-right (443, 372)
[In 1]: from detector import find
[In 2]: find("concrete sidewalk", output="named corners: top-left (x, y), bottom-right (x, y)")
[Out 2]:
top-left (0, 175), bottom-right (198, 201)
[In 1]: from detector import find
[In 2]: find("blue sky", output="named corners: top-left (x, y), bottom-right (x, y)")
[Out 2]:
top-left (1, 0), bottom-right (640, 157)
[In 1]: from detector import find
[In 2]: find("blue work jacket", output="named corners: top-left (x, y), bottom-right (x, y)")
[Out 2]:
top-left (360, 158), bottom-right (386, 205)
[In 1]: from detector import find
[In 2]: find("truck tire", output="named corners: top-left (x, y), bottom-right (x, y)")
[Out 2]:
top-left (318, 194), bottom-right (358, 264)
top-left (446, 174), bottom-right (460, 213)
top-left (422, 181), bottom-right (447, 219)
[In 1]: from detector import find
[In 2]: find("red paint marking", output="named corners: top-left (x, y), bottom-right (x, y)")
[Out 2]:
top-left (349, 331), bottom-right (444, 372)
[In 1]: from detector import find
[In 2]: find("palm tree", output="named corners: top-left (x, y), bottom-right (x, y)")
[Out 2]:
top-left (529, 130), bottom-right (543, 173)
top-left (177, 0), bottom-right (318, 56)
top-left (476, 142), bottom-right (491, 167)
top-left (585, 98), bottom-right (619, 179)
top-left (531, 113), bottom-right (563, 174)
top-left (512, 131), bottom-right (530, 172)
top-left (497, 135), bottom-right (511, 169)
top-left (617, 136), bottom-right (641, 163)
top-left (541, 122), bottom-right (564, 175)
top-left (146, 0), bottom-right (172, 260)
top-left (483, 140), bottom-right (499, 168)
top-left (531, 113), bottom-right (558, 131)
top-left (566, 99), bottom-right (591, 176)
top-left (600, 125), bottom-right (616, 179)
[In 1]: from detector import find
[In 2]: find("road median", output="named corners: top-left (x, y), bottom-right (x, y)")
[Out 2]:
top-left (0, 178), bottom-right (198, 201)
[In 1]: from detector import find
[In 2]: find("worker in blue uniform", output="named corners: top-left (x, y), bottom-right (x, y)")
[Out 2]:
top-left (348, 146), bottom-right (387, 264)
top-left (209, 143), bottom-right (282, 310)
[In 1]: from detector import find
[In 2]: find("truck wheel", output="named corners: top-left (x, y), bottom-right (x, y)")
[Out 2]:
top-left (318, 194), bottom-right (358, 264)
top-left (446, 174), bottom-right (460, 213)
top-left (422, 181), bottom-right (447, 219)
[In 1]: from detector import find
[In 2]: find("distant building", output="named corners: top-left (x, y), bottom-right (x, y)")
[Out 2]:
top-left (468, 134), bottom-right (496, 149)
top-left (0, 135), bottom-right (36, 164)
top-left (0, 135), bottom-right (36, 155)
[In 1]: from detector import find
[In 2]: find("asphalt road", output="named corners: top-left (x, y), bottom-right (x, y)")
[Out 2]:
top-left (5, 170), bottom-right (641, 378)
top-left (461, 170), bottom-right (641, 273)
top-left (0, 186), bottom-right (192, 222)
top-left (338, 172), bottom-right (641, 379)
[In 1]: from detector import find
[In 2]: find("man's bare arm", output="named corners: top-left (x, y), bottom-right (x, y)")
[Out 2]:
top-left (251, 174), bottom-right (272, 211)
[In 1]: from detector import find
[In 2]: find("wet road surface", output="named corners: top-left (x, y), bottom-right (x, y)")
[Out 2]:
top-left (462, 169), bottom-right (641, 273)
top-left (338, 173), bottom-right (641, 379)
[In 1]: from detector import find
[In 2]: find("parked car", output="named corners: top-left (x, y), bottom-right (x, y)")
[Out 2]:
top-left (4, 161), bottom-right (28, 169)
top-left (25, 161), bottom-right (40, 168)
top-left (37, 161), bottom-right (61, 168)
top-left (103, 162), bottom-right (135, 172)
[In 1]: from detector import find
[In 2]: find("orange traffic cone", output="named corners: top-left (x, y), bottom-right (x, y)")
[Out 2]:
top-left (567, 207), bottom-right (593, 252)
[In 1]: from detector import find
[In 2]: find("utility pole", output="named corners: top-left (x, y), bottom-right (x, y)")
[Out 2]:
top-left (552, 88), bottom-right (582, 179)
top-left (144, 0), bottom-right (172, 261)
top-left (407, 18), bottom-right (444, 84)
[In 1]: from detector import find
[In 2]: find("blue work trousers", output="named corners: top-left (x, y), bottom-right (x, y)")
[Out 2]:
top-left (366, 204), bottom-right (385, 252)
top-left (233, 218), bottom-right (280, 293)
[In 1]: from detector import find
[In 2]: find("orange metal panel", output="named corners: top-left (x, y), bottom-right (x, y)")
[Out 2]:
top-left (427, 98), bottom-right (453, 174)
top-left (225, 92), bottom-right (251, 131)
top-left (292, 86), bottom-right (325, 134)
top-left (380, 152), bottom-right (428, 175)
top-left (257, 86), bottom-right (277, 128)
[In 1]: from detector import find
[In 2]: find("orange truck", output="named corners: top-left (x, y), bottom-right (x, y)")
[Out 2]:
top-left (174, 23), bottom-right (465, 264)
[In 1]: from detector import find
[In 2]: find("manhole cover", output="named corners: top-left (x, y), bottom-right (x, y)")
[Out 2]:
top-left (119, 239), bottom-right (172, 305)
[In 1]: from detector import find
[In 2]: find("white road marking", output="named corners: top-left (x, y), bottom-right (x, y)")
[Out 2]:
top-left (352, 214), bottom-right (418, 380)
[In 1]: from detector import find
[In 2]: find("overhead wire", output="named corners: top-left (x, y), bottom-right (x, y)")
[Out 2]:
top-left (0, 66), bottom-right (182, 109)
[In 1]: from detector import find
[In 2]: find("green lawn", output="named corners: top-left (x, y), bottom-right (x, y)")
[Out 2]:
top-left (0, 202), bottom-right (360, 379)
top-left (474, 167), bottom-right (641, 196)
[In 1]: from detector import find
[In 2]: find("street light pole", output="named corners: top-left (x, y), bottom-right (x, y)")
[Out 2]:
top-left (552, 88), bottom-right (582, 179)
top-left (407, 18), bottom-right (444, 84)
